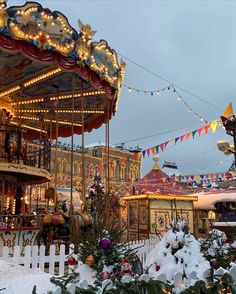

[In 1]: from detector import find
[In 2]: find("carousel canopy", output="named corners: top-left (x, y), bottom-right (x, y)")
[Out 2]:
top-left (193, 188), bottom-right (236, 210)
top-left (0, 1), bottom-right (125, 139)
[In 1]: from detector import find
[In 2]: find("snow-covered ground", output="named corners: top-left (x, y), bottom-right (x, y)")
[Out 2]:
top-left (0, 260), bottom-right (56, 294)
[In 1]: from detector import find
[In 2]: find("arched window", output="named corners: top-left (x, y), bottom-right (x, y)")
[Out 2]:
top-left (56, 159), bottom-right (61, 172)
top-left (73, 161), bottom-right (78, 174)
top-left (62, 159), bottom-right (67, 173)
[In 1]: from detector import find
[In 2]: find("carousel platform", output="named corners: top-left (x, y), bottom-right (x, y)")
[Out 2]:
top-left (0, 161), bottom-right (51, 184)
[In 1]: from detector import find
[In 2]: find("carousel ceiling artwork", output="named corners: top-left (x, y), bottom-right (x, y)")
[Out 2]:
top-left (0, 1), bottom-right (125, 139)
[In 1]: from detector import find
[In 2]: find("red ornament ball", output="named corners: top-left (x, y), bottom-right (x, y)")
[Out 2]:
top-left (67, 256), bottom-right (76, 266)
top-left (155, 264), bottom-right (161, 271)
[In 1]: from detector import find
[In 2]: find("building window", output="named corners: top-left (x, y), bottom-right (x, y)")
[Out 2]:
top-left (62, 159), bottom-right (67, 173)
top-left (73, 161), bottom-right (78, 174)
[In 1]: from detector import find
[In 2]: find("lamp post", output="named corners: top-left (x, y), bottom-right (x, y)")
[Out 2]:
top-left (220, 114), bottom-right (236, 170)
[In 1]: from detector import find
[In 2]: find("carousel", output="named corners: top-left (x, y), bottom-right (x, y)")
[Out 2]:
top-left (0, 0), bottom-right (125, 253)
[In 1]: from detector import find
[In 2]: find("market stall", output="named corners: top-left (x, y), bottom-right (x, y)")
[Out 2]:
top-left (193, 188), bottom-right (236, 238)
top-left (123, 157), bottom-right (198, 240)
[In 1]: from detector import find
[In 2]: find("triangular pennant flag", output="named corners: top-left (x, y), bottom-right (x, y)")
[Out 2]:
top-left (198, 127), bottom-right (203, 137)
top-left (175, 137), bottom-right (180, 144)
top-left (164, 141), bottom-right (169, 148)
top-left (185, 132), bottom-right (191, 140)
top-left (155, 145), bottom-right (160, 153)
top-left (195, 175), bottom-right (200, 182)
top-left (190, 175), bottom-right (194, 181)
top-left (142, 150), bottom-right (146, 158)
top-left (192, 130), bottom-right (197, 138)
top-left (204, 125), bottom-right (210, 134)
top-left (180, 134), bottom-right (185, 143)
top-left (200, 174), bottom-right (204, 180)
top-left (147, 148), bottom-right (151, 157)
top-left (210, 121), bottom-right (217, 134)
top-left (160, 143), bottom-right (165, 152)
top-left (151, 146), bottom-right (157, 155)
top-left (222, 102), bottom-right (233, 118)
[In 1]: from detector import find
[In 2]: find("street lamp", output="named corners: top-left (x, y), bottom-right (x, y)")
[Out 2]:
top-left (219, 103), bottom-right (236, 170)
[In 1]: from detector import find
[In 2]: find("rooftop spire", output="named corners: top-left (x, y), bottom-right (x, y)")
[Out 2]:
top-left (152, 155), bottom-right (160, 171)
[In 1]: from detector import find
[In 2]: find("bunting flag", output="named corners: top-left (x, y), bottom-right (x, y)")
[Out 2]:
top-left (151, 146), bottom-right (157, 155)
top-left (175, 137), bottom-right (180, 144)
top-left (185, 132), bottom-right (191, 140)
top-left (210, 121), bottom-right (218, 133)
top-left (173, 171), bottom-right (236, 183)
top-left (204, 125), bottom-right (210, 134)
top-left (142, 120), bottom-right (219, 157)
top-left (180, 134), bottom-right (185, 143)
top-left (198, 127), bottom-right (203, 137)
top-left (160, 143), bottom-right (165, 152)
top-left (192, 130), bottom-right (197, 138)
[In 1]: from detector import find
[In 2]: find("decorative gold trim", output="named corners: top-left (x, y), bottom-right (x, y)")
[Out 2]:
top-left (123, 194), bottom-right (198, 202)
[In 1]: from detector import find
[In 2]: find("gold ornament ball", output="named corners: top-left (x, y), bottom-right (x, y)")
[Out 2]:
top-left (86, 255), bottom-right (95, 267)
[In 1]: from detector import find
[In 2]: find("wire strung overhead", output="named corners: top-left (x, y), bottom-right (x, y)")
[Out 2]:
top-left (123, 83), bottom-right (209, 123)
top-left (118, 52), bottom-right (224, 112)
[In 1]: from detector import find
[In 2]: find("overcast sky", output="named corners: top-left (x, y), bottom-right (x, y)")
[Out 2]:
top-left (10, 0), bottom-right (236, 175)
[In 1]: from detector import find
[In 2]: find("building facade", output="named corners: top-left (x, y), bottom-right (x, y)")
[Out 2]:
top-left (29, 144), bottom-right (142, 208)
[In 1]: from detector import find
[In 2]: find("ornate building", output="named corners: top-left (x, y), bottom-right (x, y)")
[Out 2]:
top-left (29, 143), bottom-right (142, 208)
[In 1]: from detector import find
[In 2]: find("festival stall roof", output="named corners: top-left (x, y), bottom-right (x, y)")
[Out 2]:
top-left (193, 188), bottom-right (236, 210)
top-left (0, 1), bottom-right (125, 139)
top-left (127, 157), bottom-right (192, 197)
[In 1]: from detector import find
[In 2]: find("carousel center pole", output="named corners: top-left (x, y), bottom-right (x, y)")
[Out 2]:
top-left (70, 75), bottom-right (75, 216)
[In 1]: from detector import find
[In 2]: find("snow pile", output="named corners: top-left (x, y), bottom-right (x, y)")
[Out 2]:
top-left (146, 221), bottom-right (210, 282)
top-left (75, 262), bottom-right (97, 286)
top-left (0, 260), bottom-right (56, 294)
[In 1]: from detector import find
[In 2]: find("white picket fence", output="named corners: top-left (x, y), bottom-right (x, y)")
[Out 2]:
top-left (0, 236), bottom-right (160, 276)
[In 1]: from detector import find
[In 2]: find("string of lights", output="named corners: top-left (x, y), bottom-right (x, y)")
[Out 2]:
top-left (118, 52), bottom-right (223, 112)
top-left (123, 82), bottom-right (209, 123)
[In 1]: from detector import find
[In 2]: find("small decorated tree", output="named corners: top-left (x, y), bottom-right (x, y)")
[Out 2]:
top-left (200, 228), bottom-right (234, 269)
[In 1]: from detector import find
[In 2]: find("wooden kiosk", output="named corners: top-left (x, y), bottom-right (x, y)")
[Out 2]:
top-left (123, 157), bottom-right (198, 240)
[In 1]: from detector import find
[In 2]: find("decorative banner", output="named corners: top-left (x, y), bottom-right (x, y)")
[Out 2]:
top-left (142, 120), bottom-right (220, 158)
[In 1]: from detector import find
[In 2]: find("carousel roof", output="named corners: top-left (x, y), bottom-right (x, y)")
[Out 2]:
top-left (0, 1), bottom-right (125, 139)
top-left (193, 188), bottom-right (236, 210)
top-left (129, 157), bottom-right (190, 196)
